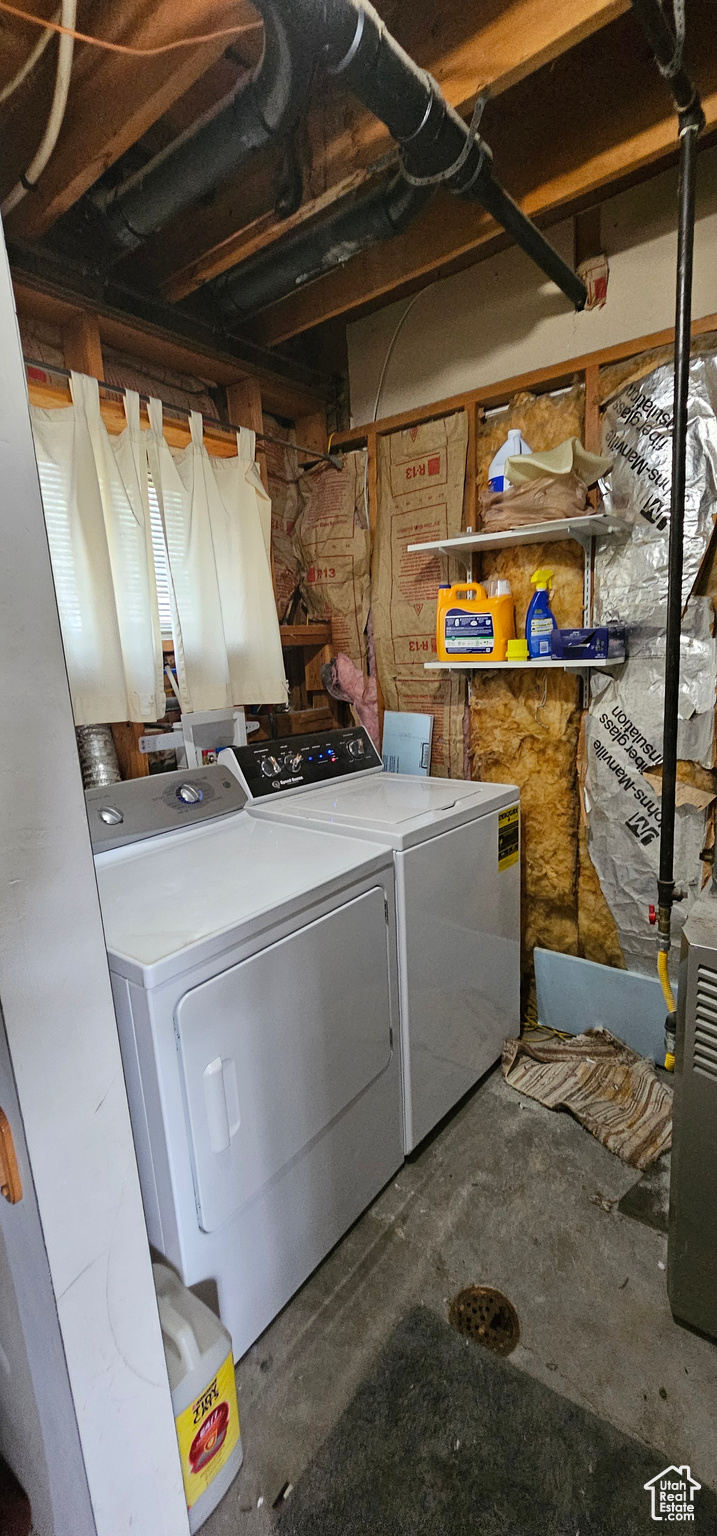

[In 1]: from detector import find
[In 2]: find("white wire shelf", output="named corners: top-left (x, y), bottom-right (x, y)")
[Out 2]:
top-left (424, 658), bottom-right (622, 672)
top-left (407, 513), bottom-right (621, 556)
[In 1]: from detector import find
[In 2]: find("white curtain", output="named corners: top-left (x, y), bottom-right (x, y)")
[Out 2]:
top-left (211, 428), bottom-right (287, 704)
top-left (146, 401), bottom-right (231, 714)
top-left (31, 372), bottom-right (164, 724)
top-left (31, 374), bottom-right (288, 724)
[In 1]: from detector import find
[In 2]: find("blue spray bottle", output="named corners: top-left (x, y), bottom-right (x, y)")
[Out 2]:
top-left (526, 568), bottom-right (557, 659)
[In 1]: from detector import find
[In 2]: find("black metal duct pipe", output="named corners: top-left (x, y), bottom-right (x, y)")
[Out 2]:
top-left (94, 0), bottom-right (319, 251)
top-left (93, 0), bottom-right (585, 309)
top-left (211, 0), bottom-right (587, 319)
top-left (212, 173), bottom-right (430, 320)
top-left (628, 0), bottom-right (704, 1064)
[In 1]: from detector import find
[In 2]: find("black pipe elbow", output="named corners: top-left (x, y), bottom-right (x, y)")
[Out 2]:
top-left (97, 0), bottom-right (319, 252)
top-left (101, 86), bottom-right (272, 251)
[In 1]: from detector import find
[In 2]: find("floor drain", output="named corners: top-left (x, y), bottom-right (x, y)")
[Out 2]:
top-left (449, 1286), bottom-right (520, 1356)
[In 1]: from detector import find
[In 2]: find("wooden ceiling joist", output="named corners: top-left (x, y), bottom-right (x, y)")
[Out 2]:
top-left (2, 0), bottom-right (714, 356)
top-left (253, 7), bottom-right (717, 344)
top-left (160, 0), bottom-right (630, 301)
top-left (4, 0), bottom-right (262, 241)
top-left (12, 275), bottom-right (328, 419)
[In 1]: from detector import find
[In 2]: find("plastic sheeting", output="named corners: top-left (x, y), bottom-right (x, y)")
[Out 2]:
top-left (585, 353), bottom-right (717, 976)
top-left (597, 353), bottom-right (717, 619)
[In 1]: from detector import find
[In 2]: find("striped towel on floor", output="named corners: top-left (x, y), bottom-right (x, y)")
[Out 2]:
top-left (502, 1027), bottom-right (672, 1169)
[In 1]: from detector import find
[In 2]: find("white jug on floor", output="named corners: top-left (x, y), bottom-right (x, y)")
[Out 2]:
top-left (154, 1262), bottom-right (243, 1531)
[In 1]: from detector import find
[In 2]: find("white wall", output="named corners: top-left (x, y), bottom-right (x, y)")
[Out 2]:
top-left (347, 146), bottom-right (717, 425)
top-left (0, 232), bottom-right (190, 1534)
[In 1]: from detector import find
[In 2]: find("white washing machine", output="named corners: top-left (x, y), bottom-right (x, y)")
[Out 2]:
top-left (87, 765), bottom-right (403, 1361)
top-left (220, 728), bottom-right (520, 1152)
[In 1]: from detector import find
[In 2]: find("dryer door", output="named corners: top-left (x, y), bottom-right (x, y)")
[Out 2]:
top-left (176, 886), bottom-right (393, 1232)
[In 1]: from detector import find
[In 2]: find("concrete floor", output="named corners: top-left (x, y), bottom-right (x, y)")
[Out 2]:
top-left (205, 1066), bottom-right (717, 1532)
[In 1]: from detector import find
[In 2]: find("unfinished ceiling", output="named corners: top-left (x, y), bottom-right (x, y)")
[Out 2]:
top-left (1, 0), bottom-right (715, 376)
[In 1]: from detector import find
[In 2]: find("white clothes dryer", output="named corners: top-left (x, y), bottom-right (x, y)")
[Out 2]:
top-left (88, 766), bottom-right (403, 1361)
top-left (220, 729), bottom-right (520, 1152)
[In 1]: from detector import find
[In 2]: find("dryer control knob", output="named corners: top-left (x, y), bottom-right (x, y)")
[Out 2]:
top-left (176, 782), bottom-right (202, 804)
top-left (98, 806), bottom-right (123, 825)
top-left (261, 756), bottom-right (282, 777)
top-left (288, 753), bottom-right (303, 772)
top-left (348, 738), bottom-right (365, 757)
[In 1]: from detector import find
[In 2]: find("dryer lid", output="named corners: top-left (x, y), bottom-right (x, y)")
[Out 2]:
top-left (95, 811), bottom-right (390, 986)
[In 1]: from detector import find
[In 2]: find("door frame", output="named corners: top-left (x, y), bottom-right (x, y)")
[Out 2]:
top-left (0, 233), bottom-right (188, 1534)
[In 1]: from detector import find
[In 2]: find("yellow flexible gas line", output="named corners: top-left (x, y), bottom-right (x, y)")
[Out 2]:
top-left (658, 950), bottom-right (676, 1070)
top-left (658, 949), bottom-right (676, 1013)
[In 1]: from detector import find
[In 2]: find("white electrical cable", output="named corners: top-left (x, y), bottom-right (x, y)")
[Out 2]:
top-left (361, 283), bottom-right (437, 530)
top-left (1, 0), bottom-right (76, 218)
top-left (0, 5), bottom-right (60, 106)
top-left (372, 287), bottom-right (431, 424)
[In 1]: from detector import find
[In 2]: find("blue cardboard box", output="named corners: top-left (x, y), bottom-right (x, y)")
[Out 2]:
top-left (550, 626), bottom-right (626, 661)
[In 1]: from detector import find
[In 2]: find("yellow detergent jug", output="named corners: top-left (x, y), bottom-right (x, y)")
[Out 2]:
top-left (436, 582), bottom-right (516, 663)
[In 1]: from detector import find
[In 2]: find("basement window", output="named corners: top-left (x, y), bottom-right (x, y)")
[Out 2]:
top-left (146, 471), bottom-right (174, 636)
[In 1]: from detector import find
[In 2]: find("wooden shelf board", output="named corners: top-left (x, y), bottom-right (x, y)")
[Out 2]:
top-left (280, 624), bottom-right (332, 648)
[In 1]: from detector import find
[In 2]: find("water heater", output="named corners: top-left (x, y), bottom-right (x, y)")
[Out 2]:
top-left (668, 889), bottom-right (717, 1337)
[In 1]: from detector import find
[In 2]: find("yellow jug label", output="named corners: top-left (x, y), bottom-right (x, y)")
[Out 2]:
top-left (175, 1351), bottom-right (240, 1511)
top-left (444, 608), bottom-right (494, 654)
top-left (498, 806), bottom-right (520, 871)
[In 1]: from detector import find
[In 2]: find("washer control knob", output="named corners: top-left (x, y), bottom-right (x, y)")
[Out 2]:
top-left (348, 738), bottom-right (365, 757)
top-left (288, 753), bottom-right (303, 772)
top-left (176, 782), bottom-right (202, 804)
top-left (98, 806), bottom-right (123, 825)
top-left (261, 756), bottom-right (282, 777)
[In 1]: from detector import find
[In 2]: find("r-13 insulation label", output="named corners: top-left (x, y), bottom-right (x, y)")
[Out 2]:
top-left (498, 806), bottom-right (520, 871)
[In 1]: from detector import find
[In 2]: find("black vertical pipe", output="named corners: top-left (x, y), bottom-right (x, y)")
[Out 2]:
top-left (657, 119), bottom-right (700, 921)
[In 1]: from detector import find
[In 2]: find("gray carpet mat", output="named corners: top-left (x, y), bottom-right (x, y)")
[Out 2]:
top-left (277, 1306), bottom-right (716, 1536)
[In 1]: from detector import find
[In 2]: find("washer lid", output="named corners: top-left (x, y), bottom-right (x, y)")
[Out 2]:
top-left (95, 811), bottom-right (391, 986)
top-left (258, 774), bottom-right (517, 836)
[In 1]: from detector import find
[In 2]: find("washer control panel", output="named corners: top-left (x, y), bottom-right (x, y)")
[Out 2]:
top-left (86, 765), bottom-right (247, 852)
top-left (223, 726), bottom-right (381, 799)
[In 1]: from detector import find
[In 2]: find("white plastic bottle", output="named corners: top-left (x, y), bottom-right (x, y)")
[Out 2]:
top-left (488, 428), bottom-right (531, 492)
top-left (154, 1263), bottom-right (243, 1532)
